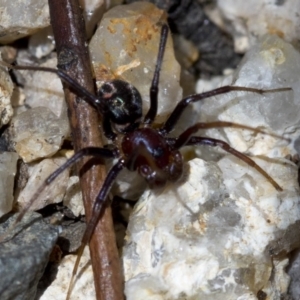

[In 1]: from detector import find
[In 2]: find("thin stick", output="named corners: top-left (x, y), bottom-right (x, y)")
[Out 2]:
top-left (48, 1), bottom-right (123, 299)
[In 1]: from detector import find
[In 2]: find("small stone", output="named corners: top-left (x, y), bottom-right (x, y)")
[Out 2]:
top-left (39, 246), bottom-right (95, 300)
top-left (0, 46), bottom-right (17, 63)
top-left (10, 85), bottom-right (25, 108)
top-left (263, 258), bottom-right (290, 299)
top-left (124, 159), bottom-right (228, 299)
top-left (10, 107), bottom-right (69, 162)
top-left (18, 56), bottom-right (67, 118)
top-left (57, 219), bottom-right (86, 253)
top-left (17, 156), bottom-right (69, 211)
top-left (0, 152), bottom-right (19, 217)
top-left (28, 26), bottom-right (55, 59)
top-left (63, 176), bottom-right (84, 217)
top-left (79, 0), bottom-right (106, 38)
top-left (0, 212), bottom-right (59, 300)
top-left (0, 57), bottom-right (14, 128)
top-left (123, 156), bottom-right (299, 299)
top-left (0, 0), bottom-right (50, 44)
top-left (196, 34), bottom-right (300, 159)
top-left (217, 0), bottom-right (300, 52)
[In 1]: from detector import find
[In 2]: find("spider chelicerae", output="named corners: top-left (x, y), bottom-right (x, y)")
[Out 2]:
top-left (1, 23), bottom-right (291, 298)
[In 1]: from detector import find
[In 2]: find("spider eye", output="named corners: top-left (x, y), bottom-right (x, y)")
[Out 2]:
top-left (139, 164), bottom-right (167, 189)
top-left (140, 165), bottom-right (151, 176)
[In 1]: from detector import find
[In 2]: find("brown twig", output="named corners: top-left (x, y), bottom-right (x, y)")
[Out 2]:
top-left (48, 0), bottom-right (123, 299)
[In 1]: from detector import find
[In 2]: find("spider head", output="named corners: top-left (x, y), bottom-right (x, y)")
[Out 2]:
top-left (138, 150), bottom-right (183, 189)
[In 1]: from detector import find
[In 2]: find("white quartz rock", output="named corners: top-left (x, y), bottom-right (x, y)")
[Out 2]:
top-left (20, 56), bottom-right (67, 118)
top-left (17, 156), bottom-right (69, 211)
top-left (264, 258), bottom-right (290, 300)
top-left (89, 1), bottom-right (182, 123)
top-left (195, 34), bottom-right (300, 159)
top-left (79, 0), bottom-right (106, 39)
top-left (111, 167), bottom-right (147, 201)
top-left (63, 176), bottom-right (84, 217)
top-left (217, 0), bottom-right (300, 52)
top-left (0, 152), bottom-right (19, 217)
top-left (0, 57), bottom-right (14, 128)
top-left (28, 26), bottom-right (55, 59)
top-left (123, 156), bottom-right (299, 299)
top-left (0, 0), bottom-right (50, 44)
top-left (0, 0), bottom-right (104, 44)
top-left (10, 107), bottom-right (69, 162)
top-left (40, 246), bottom-right (95, 300)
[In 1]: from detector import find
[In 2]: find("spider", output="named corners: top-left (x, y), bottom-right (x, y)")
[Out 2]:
top-left (2, 24), bottom-right (291, 298)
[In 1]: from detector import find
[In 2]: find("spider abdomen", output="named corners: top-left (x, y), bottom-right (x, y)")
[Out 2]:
top-left (122, 128), bottom-right (183, 188)
top-left (97, 79), bottom-right (143, 125)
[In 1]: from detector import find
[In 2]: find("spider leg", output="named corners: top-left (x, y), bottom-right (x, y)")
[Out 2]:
top-left (190, 136), bottom-right (282, 191)
top-left (0, 61), bottom-right (107, 113)
top-left (172, 121), bottom-right (289, 149)
top-left (159, 86), bottom-right (292, 135)
top-left (1, 147), bottom-right (118, 242)
top-left (168, 135), bottom-right (282, 191)
top-left (66, 158), bottom-right (125, 300)
top-left (143, 24), bottom-right (169, 125)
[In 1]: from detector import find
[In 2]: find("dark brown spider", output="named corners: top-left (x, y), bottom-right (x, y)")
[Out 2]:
top-left (1, 24), bottom-right (291, 298)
